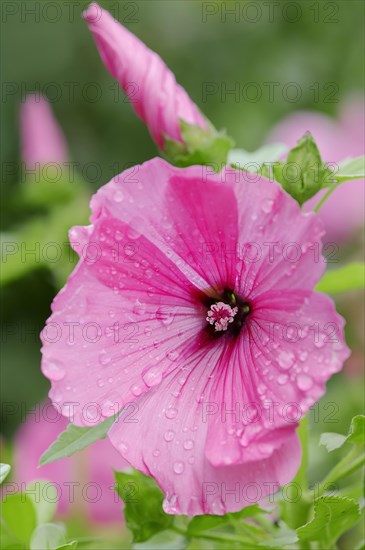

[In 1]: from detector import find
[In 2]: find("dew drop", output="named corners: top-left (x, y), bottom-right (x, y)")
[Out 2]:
top-left (173, 461), bottom-right (185, 474)
top-left (113, 190), bottom-right (124, 203)
top-left (99, 350), bottom-right (111, 366)
top-left (183, 439), bottom-right (194, 450)
top-left (297, 374), bottom-right (313, 391)
top-left (44, 360), bottom-right (65, 381)
top-left (165, 407), bottom-right (178, 419)
top-left (164, 430), bottom-right (175, 442)
top-left (277, 373), bottom-right (289, 385)
top-left (277, 350), bottom-right (295, 370)
top-left (261, 198), bottom-right (274, 213)
top-left (118, 442), bottom-right (128, 456)
top-left (130, 384), bottom-right (143, 397)
top-left (166, 350), bottom-right (179, 362)
top-left (142, 366), bottom-right (162, 387)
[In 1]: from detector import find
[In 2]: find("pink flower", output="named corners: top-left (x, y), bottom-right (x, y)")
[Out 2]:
top-left (14, 401), bottom-right (126, 523)
top-left (83, 3), bottom-right (208, 149)
top-left (41, 158), bottom-right (349, 515)
top-left (20, 94), bottom-right (68, 169)
top-left (266, 102), bottom-right (365, 242)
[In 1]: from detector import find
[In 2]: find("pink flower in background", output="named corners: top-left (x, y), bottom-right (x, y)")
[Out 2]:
top-left (83, 3), bottom-right (208, 149)
top-left (20, 95), bottom-right (68, 169)
top-left (266, 100), bottom-right (365, 242)
top-left (14, 401), bottom-right (125, 523)
top-left (41, 158), bottom-right (349, 515)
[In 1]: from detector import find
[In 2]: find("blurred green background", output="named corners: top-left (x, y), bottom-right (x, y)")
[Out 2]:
top-left (1, 0), bottom-right (364, 449)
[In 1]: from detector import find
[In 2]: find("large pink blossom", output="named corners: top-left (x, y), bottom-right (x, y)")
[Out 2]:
top-left (41, 158), bottom-right (349, 515)
top-left (266, 101), bottom-right (365, 241)
top-left (13, 401), bottom-right (125, 523)
top-left (20, 94), bottom-right (68, 169)
top-left (83, 3), bottom-right (208, 149)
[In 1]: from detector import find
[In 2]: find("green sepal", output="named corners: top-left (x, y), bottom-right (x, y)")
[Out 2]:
top-left (272, 132), bottom-right (332, 205)
top-left (163, 120), bottom-right (235, 169)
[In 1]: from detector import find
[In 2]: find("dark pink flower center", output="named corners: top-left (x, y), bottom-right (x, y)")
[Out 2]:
top-left (204, 289), bottom-right (251, 338)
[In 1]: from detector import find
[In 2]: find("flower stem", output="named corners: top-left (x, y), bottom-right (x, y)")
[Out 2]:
top-left (316, 447), bottom-right (365, 498)
top-left (313, 180), bottom-right (342, 212)
top-left (170, 524), bottom-right (254, 546)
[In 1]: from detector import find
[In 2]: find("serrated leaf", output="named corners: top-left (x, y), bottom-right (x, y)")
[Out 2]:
top-left (0, 463), bottom-right (11, 484)
top-left (316, 263), bottom-right (365, 295)
top-left (30, 523), bottom-right (66, 550)
top-left (320, 415), bottom-right (365, 452)
top-left (39, 414), bottom-right (118, 466)
top-left (297, 496), bottom-right (361, 547)
top-left (114, 469), bottom-right (173, 543)
top-left (1, 493), bottom-right (37, 546)
top-left (187, 504), bottom-right (265, 536)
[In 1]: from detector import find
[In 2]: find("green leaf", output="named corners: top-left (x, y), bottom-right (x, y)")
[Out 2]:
top-left (228, 143), bottom-right (287, 167)
top-left (55, 543), bottom-right (78, 550)
top-left (335, 156), bottom-right (365, 182)
top-left (320, 415), bottom-right (365, 452)
top-left (297, 496), bottom-right (361, 548)
top-left (26, 481), bottom-right (58, 525)
top-left (1, 493), bottom-right (37, 546)
top-left (0, 463), bottom-right (11, 484)
top-left (272, 133), bottom-right (331, 205)
top-left (316, 263), bottom-right (365, 294)
top-left (114, 469), bottom-right (173, 543)
top-left (30, 523), bottom-right (66, 550)
top-left (39, 414), bottom-right (118, 466)
top-left (164, 120), bottom-right (234, 168)
top-left (187, 504), bottom-right (264, 536)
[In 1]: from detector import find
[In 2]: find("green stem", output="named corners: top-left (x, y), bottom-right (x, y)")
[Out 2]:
top-left (313, 180), bottom-right (342, 212)
top-left (316, 448), bottom-right (365, 498)
top-left (170, 525), bottom-right (252, 546)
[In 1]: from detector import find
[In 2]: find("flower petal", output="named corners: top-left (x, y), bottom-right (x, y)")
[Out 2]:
top-left (41, 214), bottom-right (202, 426)
top-left (108, 347), bottom-right (301, 515)
top-left (91, 158), bottom-right (239, 291)
top-left (83, 3), bottom-right (207, 148)
top-left (225, 167), bottom-right (326, 298)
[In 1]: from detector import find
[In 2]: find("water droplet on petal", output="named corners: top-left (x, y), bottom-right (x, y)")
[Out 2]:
top-left (211, 498), bottom-right (226, 514)
top-left (164, 430), bottom-right (175, 442)
top-left (183, 439), bottom-right (194, 450)
top-left (142, 366), bottom-right (162, 387)
top-left (130, 384), bottom-right (143, 397)
top-left (261, 198), bottom-right (274, 213)
top-left (173, 461), bottom-right (185, 474)
top-left (133, 299), bottom-right (146, 316)
top-left (113, 190), bottom-right (124, 203)
top-left (165, 407), bottom-right (178, 419)
top-left (277, 373), bottom-right (289, 385)
top-left (43, 360), bottom-right (65, 381)
top-left (297, 374), bottom-right (313, 391)
top-left (99, 350), bottom-right (111, 366)
top-left (167, 350), bottom-right (179, 362)
top-left (118, 442), bottom-right (128, 456)
top-left (163, 493), bottom-right (179, 514)
top-left (277, 350), bottom-right (295, 370)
